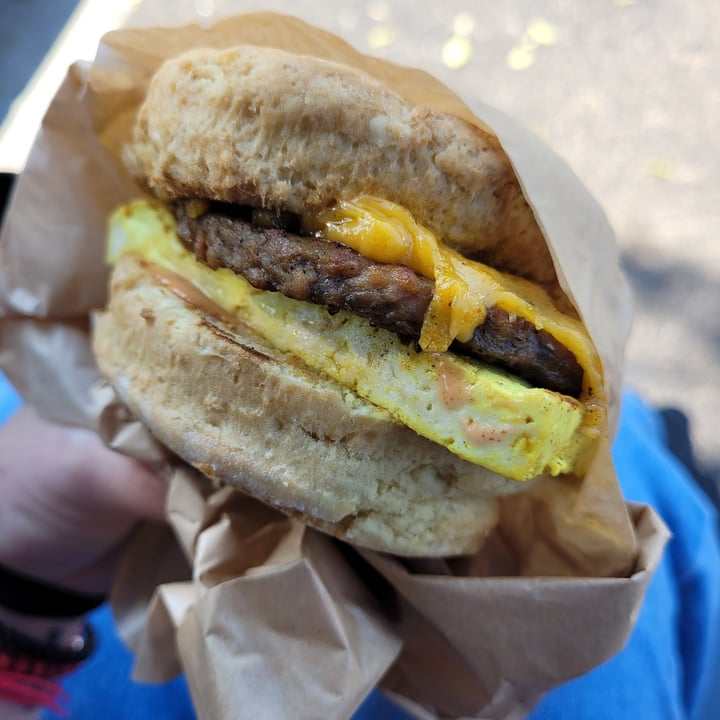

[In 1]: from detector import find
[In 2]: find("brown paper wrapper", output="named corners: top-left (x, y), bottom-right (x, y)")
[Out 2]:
top-left (0, 12), bottom-right (668, 720)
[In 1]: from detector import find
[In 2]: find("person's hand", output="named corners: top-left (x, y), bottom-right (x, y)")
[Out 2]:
top-left (0, 406), bottom-right (167, 595)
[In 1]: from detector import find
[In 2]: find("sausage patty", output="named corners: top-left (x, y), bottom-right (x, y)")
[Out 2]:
top-left (174, 202), bottom-right (583, 397)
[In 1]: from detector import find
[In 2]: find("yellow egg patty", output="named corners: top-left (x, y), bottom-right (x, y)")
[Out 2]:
top-left (107, 200), bottom-right (593, 481)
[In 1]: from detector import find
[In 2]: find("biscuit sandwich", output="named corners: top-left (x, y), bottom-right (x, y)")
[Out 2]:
top-left (93, 45), bottom-right (605, 556)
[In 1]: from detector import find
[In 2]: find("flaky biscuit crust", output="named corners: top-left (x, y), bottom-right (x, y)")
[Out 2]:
top-left (93, 255), bottom-right (509, 556)
top-left (125, 45), bottom-right (561, 294)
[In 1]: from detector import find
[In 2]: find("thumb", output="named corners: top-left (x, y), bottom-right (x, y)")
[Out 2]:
top-left (59, 421), bottom-right (170, 523)
top-left (82, 441), bottom-right (169, 522)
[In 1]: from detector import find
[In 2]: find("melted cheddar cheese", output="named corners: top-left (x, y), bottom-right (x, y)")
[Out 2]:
top-left (305, 196), bottom-right (602, 400)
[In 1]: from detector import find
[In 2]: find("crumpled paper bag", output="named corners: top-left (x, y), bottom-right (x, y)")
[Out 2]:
top-left (0, 12), bottom-right (668, 720)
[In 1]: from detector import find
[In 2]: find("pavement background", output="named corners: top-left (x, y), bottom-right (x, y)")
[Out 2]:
top-left (1, 0), bottom-right (718, 483)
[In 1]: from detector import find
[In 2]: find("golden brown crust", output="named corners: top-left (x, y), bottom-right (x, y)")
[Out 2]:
top-left (125, 45), bottom-right (561, 293)
top-left (93, 255), bottom-right (511, 556)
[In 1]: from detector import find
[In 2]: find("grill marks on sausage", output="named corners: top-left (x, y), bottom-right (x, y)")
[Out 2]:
top-left (173, 202), bottom-right (584, 397)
